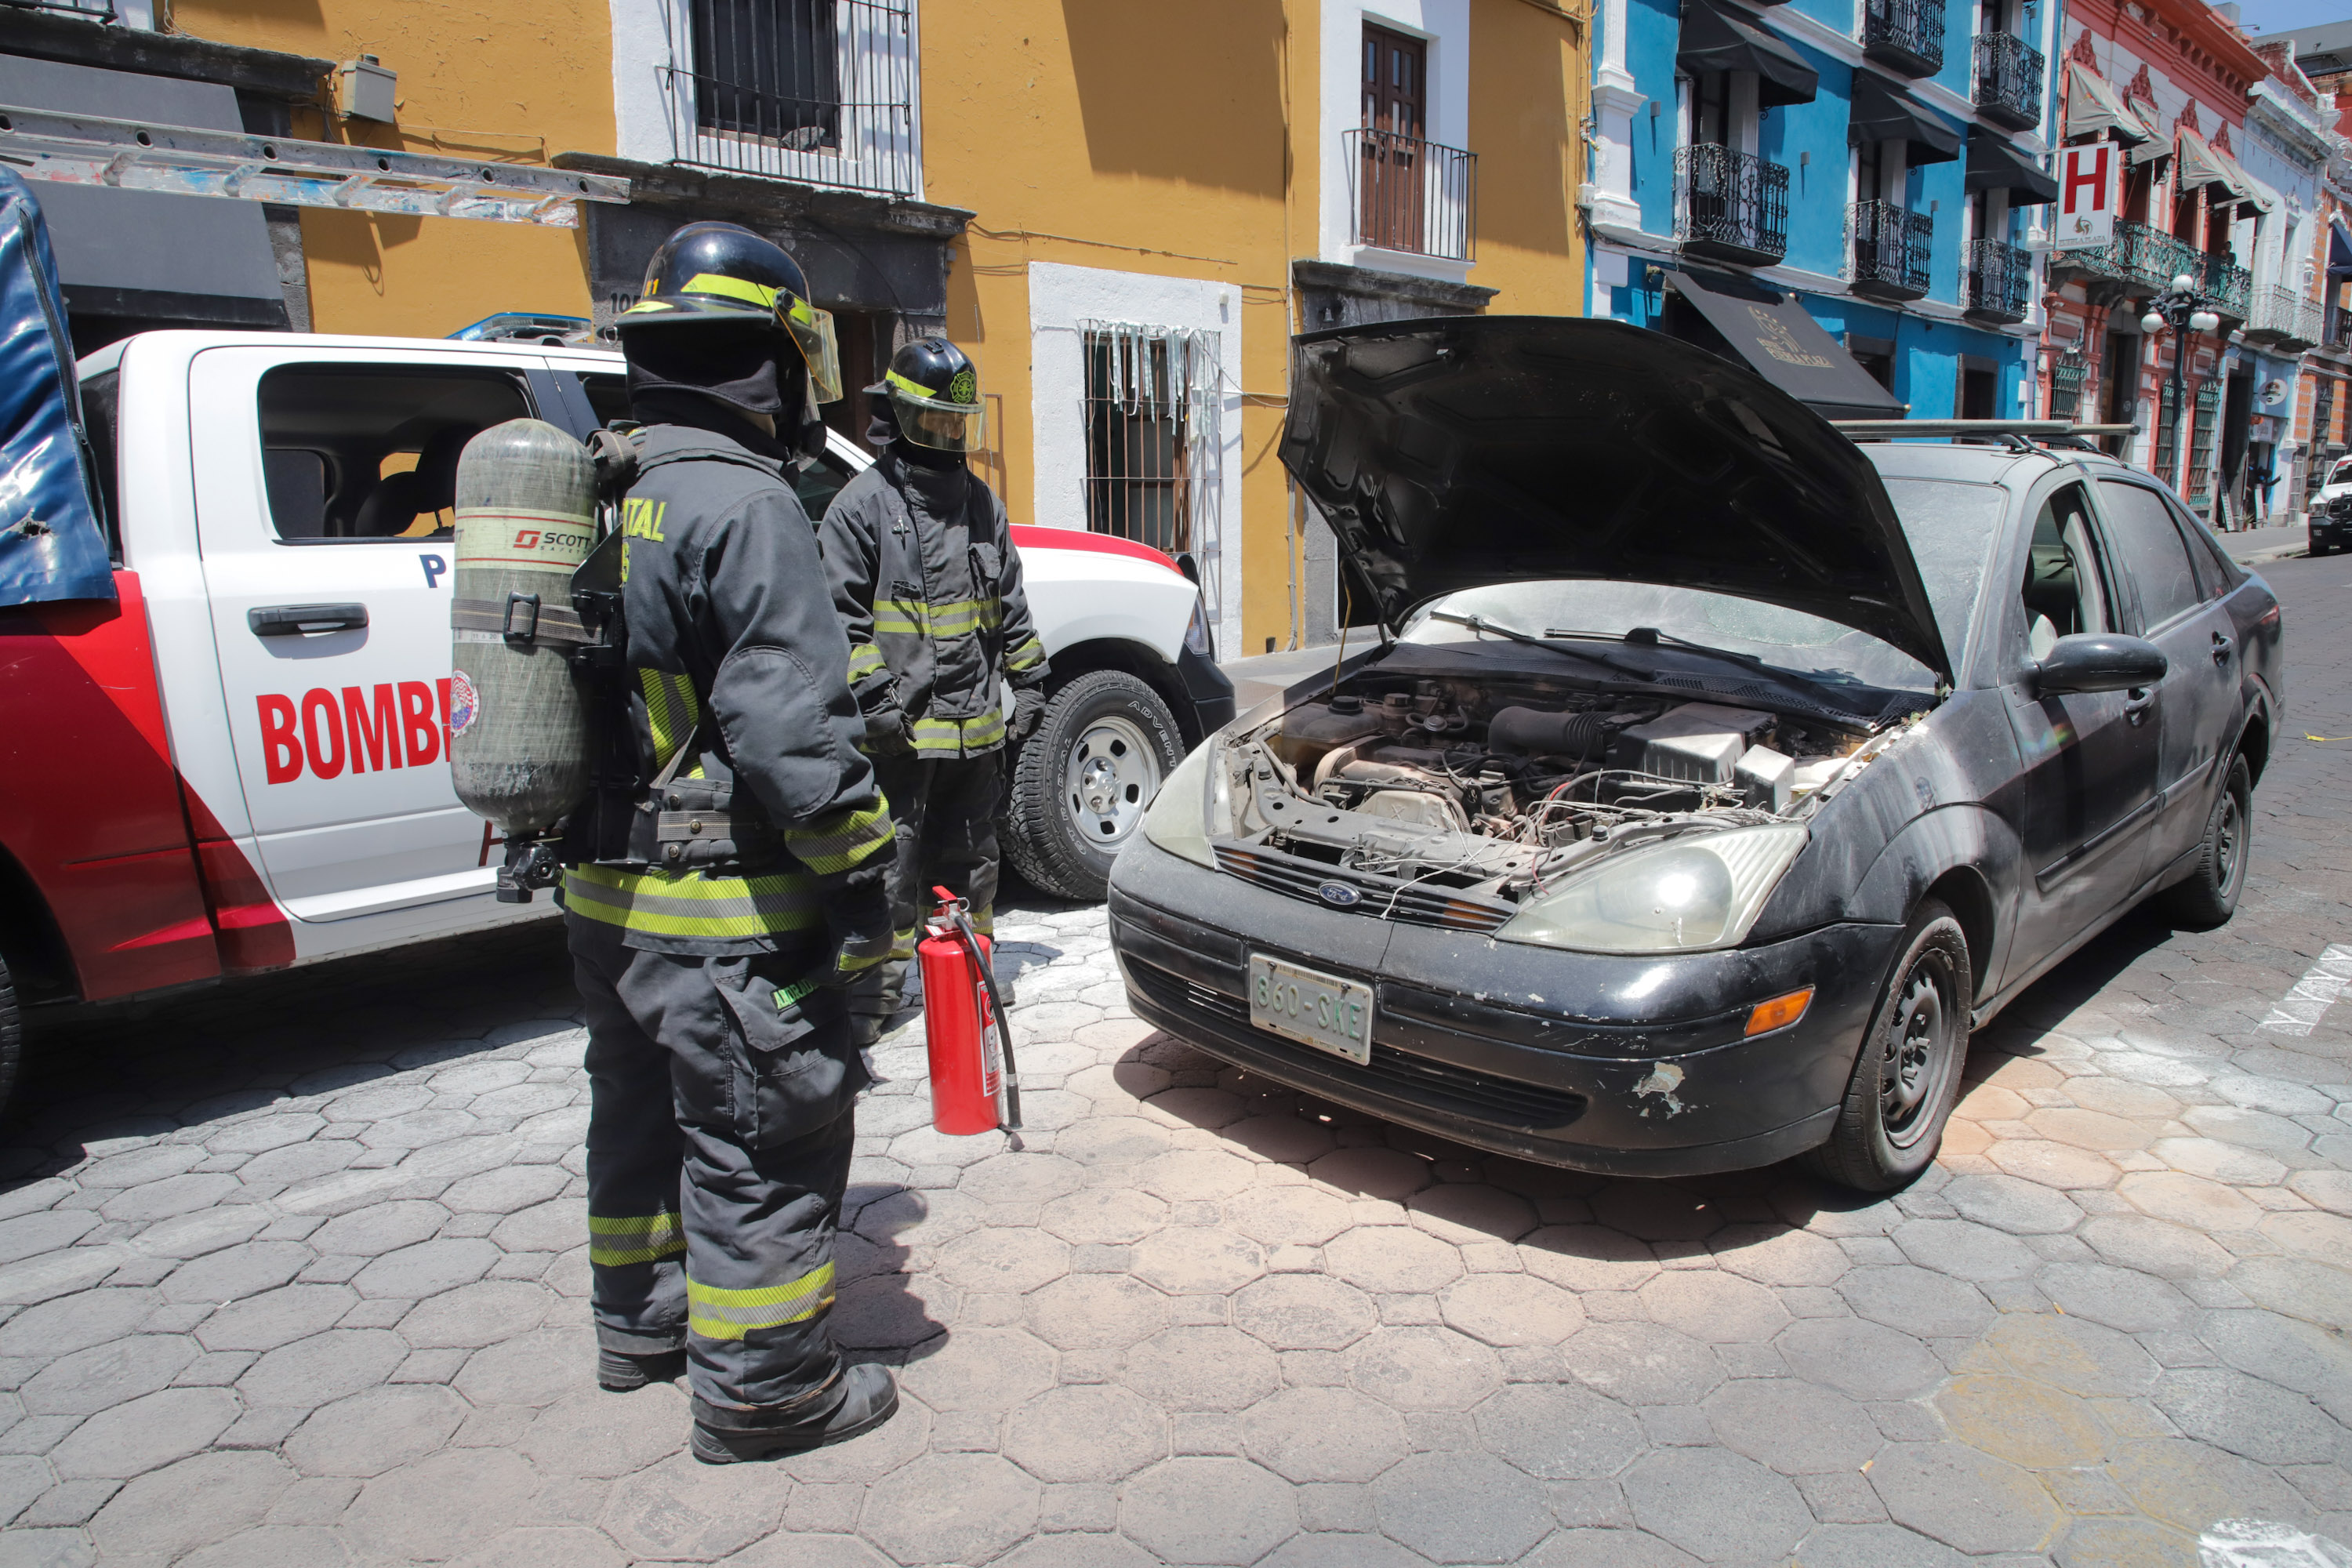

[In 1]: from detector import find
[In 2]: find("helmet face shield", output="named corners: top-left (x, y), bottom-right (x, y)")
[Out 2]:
top-left (783, 299), bottom-right (844, 405)
top-left (885, 367), bottom-right (984, 453)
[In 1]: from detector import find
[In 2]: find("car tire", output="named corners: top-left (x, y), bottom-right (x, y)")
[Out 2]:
top-left (0, 952), bottom-right (18, 1125)
top-left (1003, 670), bottom-right (1185, 902)
top-left (2160, 753), bottom-right (2251, 929)
top-left (1802, 898), bottom-right (1972, 1194)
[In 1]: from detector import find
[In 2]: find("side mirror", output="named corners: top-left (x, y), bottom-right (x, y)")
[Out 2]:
top-left (2034, 633), bottom-right (2168, 696)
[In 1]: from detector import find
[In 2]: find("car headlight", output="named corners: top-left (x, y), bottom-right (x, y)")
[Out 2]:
top-left (1183, 594), bottom-right (1214, 659)
top-left (1497, 824), bottom-right (1808, 953)
top-left (1142, 739), bottom-right (1226, 868)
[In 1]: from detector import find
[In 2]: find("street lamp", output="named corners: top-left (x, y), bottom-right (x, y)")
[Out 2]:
top-left (2141, 271), bottom-right (2222, 489)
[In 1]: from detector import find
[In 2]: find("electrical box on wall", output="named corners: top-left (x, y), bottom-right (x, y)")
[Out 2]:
top-left (336, 56), bottom-right (397, 122)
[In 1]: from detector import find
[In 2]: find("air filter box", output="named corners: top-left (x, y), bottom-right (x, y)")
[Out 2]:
top-left (1616, 702), bottom-right (1776, 786)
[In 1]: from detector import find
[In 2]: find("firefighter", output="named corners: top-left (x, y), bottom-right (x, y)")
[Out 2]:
top-left (564, 222), bottom-right (900, 1461)
top-left (822, 337), bottom-right (1048, 1045)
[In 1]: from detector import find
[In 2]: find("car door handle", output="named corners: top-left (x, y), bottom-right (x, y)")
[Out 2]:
top-left (2211, 631), bottom-right (2233, 666)
top-left (2123, 688), bottom-right (2155, 724)
top-left (249, 603), bottom-right (368, 637)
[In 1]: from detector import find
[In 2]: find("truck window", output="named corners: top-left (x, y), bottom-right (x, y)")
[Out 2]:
top-left (575, 372), bottom-right (630, 428)
top-left (257, 365), bottom-right (531, 543)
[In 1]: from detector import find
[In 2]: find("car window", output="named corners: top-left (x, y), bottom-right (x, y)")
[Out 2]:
top-left (2161, 491), bottom-right (2242, 598)
top-left (795, 450), bottom-right (852, 520)
top-left (1881, 477), bottom-right (2007, 677)
top-left (2332, 459), bottom-right (2352, 486)
top-left (575, 372), bottom-right (630, 429)
top-left (2020, 484), bottom-right (2111, 660)
top-left (257, 365), bottom-right (532, 543)
top-left (2096, 481), bottom-right (2203, 629)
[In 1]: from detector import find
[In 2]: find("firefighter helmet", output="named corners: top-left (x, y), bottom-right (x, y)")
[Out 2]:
top-left (619, 222), bottom-right (842, 403)
top-left (874, 336), bottom-right (985, 453)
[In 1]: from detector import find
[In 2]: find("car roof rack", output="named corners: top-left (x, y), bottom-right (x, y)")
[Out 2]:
top-left (1832, 420), bottom-right (2136, 455)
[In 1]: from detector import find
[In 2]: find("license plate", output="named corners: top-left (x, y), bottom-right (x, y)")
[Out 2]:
top-left (1249, 954), bottom-right (1374, 1065)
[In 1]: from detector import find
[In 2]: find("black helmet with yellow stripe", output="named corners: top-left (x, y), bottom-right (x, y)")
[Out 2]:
top-left (873, 336), bottom-right (984, 453)
top-left (619, 222), bottom-right (842, 403)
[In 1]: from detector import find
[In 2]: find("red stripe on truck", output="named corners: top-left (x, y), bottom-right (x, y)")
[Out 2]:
top-left (1008, 524), bottom-right (1182, 575)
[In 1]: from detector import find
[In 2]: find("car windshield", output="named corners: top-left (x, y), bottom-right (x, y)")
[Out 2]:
top-left (1402, 477), bottom-right (2005, 696)
top-left (2332, 459), bottom-right (2352, 487)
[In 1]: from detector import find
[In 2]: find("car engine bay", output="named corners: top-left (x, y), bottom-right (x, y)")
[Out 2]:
top-left (1217, 672), bottom-right (1913, 913)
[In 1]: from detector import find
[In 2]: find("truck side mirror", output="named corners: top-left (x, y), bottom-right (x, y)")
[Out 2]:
top-left (2034, 633), bottom-right (2168, 696)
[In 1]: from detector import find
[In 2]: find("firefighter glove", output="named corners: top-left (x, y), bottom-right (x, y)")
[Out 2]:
top-left (1012, 685), bottom-right (1046, 741)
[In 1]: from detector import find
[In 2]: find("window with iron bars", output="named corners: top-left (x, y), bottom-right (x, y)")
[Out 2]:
top-left (2187, 382), bottom-right (2218, 500)
top-left (2315, 377), bottom-right (2337, 456)
top-left (2049, 352), bottom-right (2089, 421)
top-left (1084, 332), bottom-right (1192, 557)
top-left (664, 0), bottom-right (917, 196)
top-left (2153, 379), bottom-right (2179, 485)
top-left (691, 0), bottom-right (840, 149)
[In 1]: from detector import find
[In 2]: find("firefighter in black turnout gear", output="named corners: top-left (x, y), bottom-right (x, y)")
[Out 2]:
top-left (822, 337), bottom-right (1049, 1044)
top-left (564, 222), bottom-right (900, 1461)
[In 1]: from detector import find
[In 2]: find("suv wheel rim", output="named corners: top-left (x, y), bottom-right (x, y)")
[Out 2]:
top-left (1065, 715), bottom-right (1159, 848)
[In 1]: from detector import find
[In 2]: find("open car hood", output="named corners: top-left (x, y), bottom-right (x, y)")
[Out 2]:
top-left (1279, 316), bottom-right (1951, 682)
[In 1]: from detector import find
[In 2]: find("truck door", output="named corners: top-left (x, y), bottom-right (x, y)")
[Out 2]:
top-left (188, 347), bottom-right (536, 923)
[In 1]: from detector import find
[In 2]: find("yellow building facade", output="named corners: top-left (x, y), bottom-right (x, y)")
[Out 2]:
top-left (34, 0), bottom-right (1588, 653)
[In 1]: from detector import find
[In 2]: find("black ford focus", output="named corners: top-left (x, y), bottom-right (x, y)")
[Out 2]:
top-left (1108, 318), bottom-right (2282, 1192)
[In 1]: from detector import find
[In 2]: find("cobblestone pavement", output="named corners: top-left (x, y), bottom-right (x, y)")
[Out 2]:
top-left (2, 561), bottom-right (2350, 1567)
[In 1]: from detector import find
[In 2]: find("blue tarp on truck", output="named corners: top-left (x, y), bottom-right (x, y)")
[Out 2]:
top-left (0, 168), bottom-right (113, 607)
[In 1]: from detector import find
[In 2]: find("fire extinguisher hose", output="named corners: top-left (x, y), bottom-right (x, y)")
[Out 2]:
top-left (944, 902), bottom-right (1022, 1131)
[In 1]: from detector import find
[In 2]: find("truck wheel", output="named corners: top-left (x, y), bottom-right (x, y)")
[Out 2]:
top-left (0, 953), bottom-right (18, 1124)
top-left (1004, 670), bottom-right (1184, 902)
top-left (1803, 899), bottom-right (1972, 1193)
top-left (2160, 753), bottom-right (2250, 929)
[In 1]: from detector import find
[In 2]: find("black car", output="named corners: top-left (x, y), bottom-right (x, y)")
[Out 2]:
top-left (2311, 490), bottom-right (2352, 556)
top-left (1109, 318), bottom-right (2283, 1192)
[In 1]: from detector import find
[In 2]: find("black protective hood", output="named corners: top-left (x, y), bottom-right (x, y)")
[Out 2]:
top-left (1279, 316), bottom-right (1951, 681)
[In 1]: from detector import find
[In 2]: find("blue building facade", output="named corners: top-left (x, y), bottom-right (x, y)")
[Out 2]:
top-left (1581, 0), bottom-right (2064, 420)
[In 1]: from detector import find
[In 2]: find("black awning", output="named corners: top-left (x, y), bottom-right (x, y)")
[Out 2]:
top-left (1849, 72), bottom-right (1962, 165)
top-left (1965, 135), bottom-right (2058, 205)
top-left (1664, 267), bottom-right (1906, 421)
top-left (1678, 0), bottom-right (1820, 109)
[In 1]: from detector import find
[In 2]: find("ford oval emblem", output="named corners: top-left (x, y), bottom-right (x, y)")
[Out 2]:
top-left (1318, 881), bottom-right (1361, 908)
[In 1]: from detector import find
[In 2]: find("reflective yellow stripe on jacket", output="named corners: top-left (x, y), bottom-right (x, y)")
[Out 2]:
top-left (873, 597), bottom-right (1003, 639)
top-left (588, 1210), bottom-right (687, 1267)
top-left (781, 800), bottom-right (894, 876)
top-left (565, 864), bottom-right (825, 939)
top-left (1005, 634), bottom-right (1047, 677)
top-left (910, 711), bottom-right (1007, 758)
top-left (688, 1262), bottom-right (837, 1339)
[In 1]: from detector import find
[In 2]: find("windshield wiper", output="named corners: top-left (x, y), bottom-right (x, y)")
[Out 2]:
top-left (1427, 611), bottom-right (1657, 681)
top-left (1544, 624), bottom-right (1865, 712)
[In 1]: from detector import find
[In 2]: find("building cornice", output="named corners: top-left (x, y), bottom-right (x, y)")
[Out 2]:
top-left (0, 13), bottom-right (331, 101)
top-left (551, 153), bottom-right (971, 238)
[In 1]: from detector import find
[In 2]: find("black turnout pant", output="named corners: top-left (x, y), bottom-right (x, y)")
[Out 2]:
top-left (848, 750), bottom-right (1003, 1021)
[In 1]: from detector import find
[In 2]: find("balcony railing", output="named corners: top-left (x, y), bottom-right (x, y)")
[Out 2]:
top-left (658, 0), bottom-right (918, 198)
top-left (1850, 201), bottom-right (1933, 301)
top-left (2243, 285), bottom-right (2321, 348)
top-left (0, 0), bottom-right (118, 17)
top-left (1962, 237), bottom-right (2032, 323)
top-left (1345, 128), bottom-right (1477, 263)
top-left (2203, 254), bottom-right (2251, 321)
top-left (1863, 0), bottom-right (1946, 77)
top-left (1973, 31), bottom-right (2043, 130)
top-left (2052, 219), bottom-right (2205, 297)
top-left (1675, 143), bottom-right (1789, 267)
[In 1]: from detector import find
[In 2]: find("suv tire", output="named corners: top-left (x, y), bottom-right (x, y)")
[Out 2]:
top-left (1004, 670), bottom-right (1185, 902)
top-left (2160, 753), bottom-right (2250, 929)
top-left (1803, 898), bottom-right (1972, 1193)
top-left (0, 953), bottom-right (18, 1125)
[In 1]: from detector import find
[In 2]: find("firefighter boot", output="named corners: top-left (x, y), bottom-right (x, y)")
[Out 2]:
top-left (690, 1363), bottom-right (900, 1462)
top-left (597, 1348), bottom-right (687, 1392)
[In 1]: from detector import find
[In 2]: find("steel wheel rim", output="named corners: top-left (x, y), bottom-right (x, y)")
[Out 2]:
top-left (1065, 715), bottom-right (1159, 848)
top-left (2216, 788), bottom-right (2243, 892)
top-left (1881, 952), bottom-right (1957, 1145)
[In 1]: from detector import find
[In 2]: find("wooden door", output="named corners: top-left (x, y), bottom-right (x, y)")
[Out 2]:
top-left (1360, 25), bottom-right (1427, 251)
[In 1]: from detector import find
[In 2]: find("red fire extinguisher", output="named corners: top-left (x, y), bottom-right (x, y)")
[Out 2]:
top-left (918, 887), bottom-right (1022, 1134)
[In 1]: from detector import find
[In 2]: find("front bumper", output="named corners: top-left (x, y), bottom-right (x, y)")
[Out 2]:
top-left (1108, 835), bottom-right (1903, 1177)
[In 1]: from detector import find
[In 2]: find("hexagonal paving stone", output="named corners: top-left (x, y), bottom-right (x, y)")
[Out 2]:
top-left (49, 1387), bottom-right (239, 1480)
top-left (1775, 1317), bottom-right (1946, 1401)
top-left (1983, 1312), bottom-right (2158, 1398)
top-left (1637, 1269), bottom-right (1792, 1345)
top-left (1933, 1374), bottom-right (2111, 1468)
top-left (1233, 1273), bottom-right (1378, 1351)
top-left (1702, 1377), bottom-right (1884, 1475)
top-left (1891, 1218), bottom-right (2041, 1281)
top-left (932, 1227), bottom-right (1073, 1295)
top-left (1519, 1225), bottom-right (1661, 1292)
top-left (1041, 1115), bottom-right (1171, 1171)
top-left (831, 1271), bottom-right (954, 1351)
top-left (1785, 1523), bottom-right (1968, 1568)
top-left (2077, 1214), bottom-right (2238, 1280)
top-left (1983, 1138), bottom-right (2122, 1191)
top-left (1405, 1184), bottom-right (1535, 1243)
top-left (1321, 1226), bottom-right (1463, 1295)
top-left (440, 1165), bottom-right (571, 1216)
top-left (2151, 1136), bottom-right (2288, 1186)
top-left (1374, 1449), bottom-right (1555, 1565)
top-left (1590, 1182), bottom-right (1723, 1243)
top-left (1224, 1184), bottom-right (1355, 1247)
top-left (1038, 1185), bottom-right (1168, 1245)
top-left (2261, 1208), bottom-right (2352, 1264)
top-left (397, 1279), bottom-right (558, 1349)
top-left (1135, 1149), bottom-right (1261, 1203)
top-left (1942, 1172), bottom-right (2089, 1231)
top-left (1306, 1146), bottom-right (1432, 1200)
top-left (1559, 1321), bottom-right (1725, 1406)
top-left (350, 1237), bottom-right (499, 1301)
top-left (900, 1327), bottom-right (1058, 1414)
top-left (2037, 1261), bottom-right (2194, 1334)
top-left (2149, 1367), bottom-right (2343, 1465)
top-left (960, 1152), bottom-right (1088, 1206)
top-left (1121, 1456), bottom-right (1297, 1566)
top-left (1131, 1227), bottom-right (1266, 1296)
top-left (490, 1199), bottom-right (585, 1254)
top-left (447, 1526), bottom-right (627, 1568)
top-left (1519, 1529), bottom-right (1705, 1567)
top-left (0, 1287), bottom-right (157, 1359)
top-left (1474, 1382), bottom-right (1646, 1481)
top-left (284, 1384), bottom-right (470, 1477)
top-left (452, 1324), bottom-right (595, 1407)
top-left (86, 1450), bottom-right (296, 1560)
top-left (2228, 1256), bottom-right (2352, 1332)
top-left (1347, 1326), bottom-right (1504, 1412)
top-left (1840, 1266), bottom-right (1994, 1339)
top-left (1120, 1325), bottom-right (1282, 1412)
top-left (20, 1334), bottom-right (198, 1416)
top-left (597, 1450), bottom-right (793, 1561)
top-left (1221, 1113), bottom-right (1338, 1167)
top-left (1437, 1272), bottom-right (1584, 1348)
top-left (238, 1327), bottom-right (408, 1408)
top-left (1867, 1442), bottom-right (2063, 1555)
top-left (2196, 1308), bottom-right (2352, 1413)
top-left (1622, 1445), bottom-right (1814, 1563)
top-left (1025, 1273), bottom-right (1171, 1351)
top-left (158, 1241), bottom-right (312, 1305)
top-left (310, 1198), bottom-right (447, 1257)
top-left (991, 1537), bottom-right (1164, 1568)
top-left (1243, 1386), bottom-right (1408, 1483)
top-left (517, 1384), bottom-right (688, 1479)
top-left (2103, 1436), bottom-right (2313, 1534)
top-left (1002, 1384), bottom-right (1170, 1483)
top-left (1708, 1224), bottom-right (1849, 1287)
top-left (194, 1285), bottom-right (358, 1354)
top-left (2022, 1106), bottom-right (2154, 1152)
top-left (97, 1172), bottom-right (241, 1223)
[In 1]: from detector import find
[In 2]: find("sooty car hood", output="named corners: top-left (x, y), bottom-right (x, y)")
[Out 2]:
top-left (1279, 316), bottom-right (1951, 681)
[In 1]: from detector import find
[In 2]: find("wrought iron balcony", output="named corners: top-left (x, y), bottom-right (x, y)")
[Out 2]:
top-left (2051, 220), bottom-right (2205, 297)
top-left (1962, 237), bottom-right (2031, 323)
top-left (1863, 0), bottom-right (1945, 78)
top-left (1849, 201), bottom-right (1933, 302)
top-left (2049, 351), bottom-right (2089, 421)
top-left (1675, 143), bottom-right (1789, 267)
top-left (2242, 285), bottom-right (2320, 348)
top-left (2202, 254), bottom-right (2251, 321)
top-left (1973, 31), bottom-right (2043, 130)
top-left (1345, 128), bottom-right (1478, 262)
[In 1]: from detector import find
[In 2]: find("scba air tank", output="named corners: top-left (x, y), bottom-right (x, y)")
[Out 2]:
top-left (447, 419), bottom-right (597, 838)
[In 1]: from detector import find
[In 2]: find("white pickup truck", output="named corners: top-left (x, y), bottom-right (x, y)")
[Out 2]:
top-left (0, 328), bottom-right (1232, 1109)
